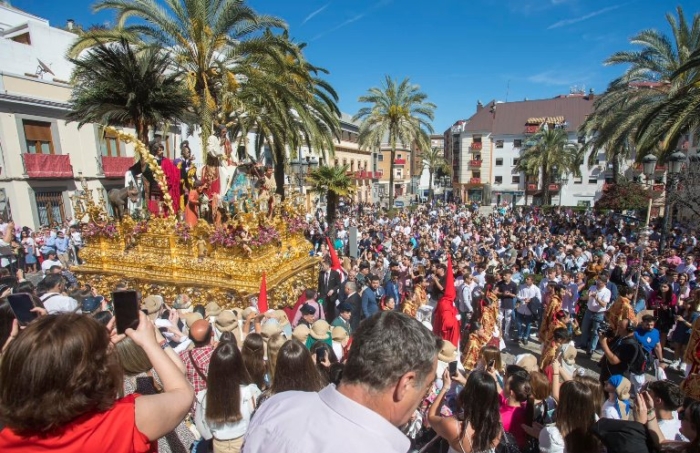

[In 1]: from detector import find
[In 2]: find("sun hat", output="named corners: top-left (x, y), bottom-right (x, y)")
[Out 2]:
top-left (214, 310), bottom-right (238, 332)
top-left (331, 325), bottom-right (348, 342)
top-left (515, 353), bottom-right (539, 373)
top-left (309, 319), bottom-right (331, 341)
top-left (261, 320), bottom-right (282, 340)
top-left (273, 309), bottom-right (290, 327)
top-left (437, 341), bottom-right (458, 363)
top-left (182, 312), bottom-right (203, 328)
top-left (292, 324), bottom-right (310, 343)
top-left (205, 301), bottom-right (222, 318)
top-left (173, 294), bottom-right (191, 310)
top-left (142, 295), bottom-right (163, 320)
top-left (242, 306), bottom-right (258, 319)
top-left (232, 307), bottom-right (243, 319)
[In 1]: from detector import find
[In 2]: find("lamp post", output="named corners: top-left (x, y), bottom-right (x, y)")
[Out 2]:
top-left (659, 150), bottom-right (686, 253)
top-left (555, 172), bottom-right (569, 206)
top-left (289, 156), bottom-right (318, 211)
top-left (641, 153), bottom-right (658, 227)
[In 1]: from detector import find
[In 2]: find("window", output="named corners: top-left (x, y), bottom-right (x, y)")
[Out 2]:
top-left (512, 176), bottom-right (521, 184)
top-left (495, 176), bottom-right (503, 184)
top-left (397, 154), bottom-right (402, 159)
top-left (514, 139), bottom-right (522, 148)
top-left (495, 158), bottom-right (503, 166)
top-left (396, 169), bottom-right (403, 178)
top-left (513, 158), bottom-right (519, 166)
top-left (23, 120), bottom-right (54, 154)
top-left (350, 160), bottom-right (355, 171)
top-left (574, 176), bottom-right (583, 184)
top-left (377, 154), bottom-right (384, 162)
top-left (334, 158), bottom-right (339, 167)
top-left (34, 191), bottom-right (66, 226)
top-left (495, 140), bottom-right (504, 148)
top-left (473, 135), bottom-right (482, 143)
top-left (588, 175), bottom-right (598, 184)
top-left (102, 131), bottom-right (122, 157)
top-left (473, 154), bottom-right (481, 161)
top-left (472, 171), bottom-right (481, 179)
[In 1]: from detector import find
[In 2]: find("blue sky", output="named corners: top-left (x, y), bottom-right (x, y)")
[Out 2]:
top-left (12, 0), bottom-right (698, 132)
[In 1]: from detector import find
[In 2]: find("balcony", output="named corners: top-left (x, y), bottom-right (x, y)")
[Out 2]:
top-left (393, 158), bottom-right (406, 165)
top-left (470, 142), bottom-right (482, 150)
top-left (469, 178), bottom-right (481, 184)
top-left (526, 183), bottom-right (539, 193)
top-left (469, 159), bottom-right (482, 167)
top-left (524, 125), bottom-right (539, 134)
top-left (22, 154), bottom-right (73, 178)
top-left (355, 170), bottom-right (377, 180)
top-left (548, 183), bottom-right (560, 192)
top-left (101, 156), bottom-right (135, 178)
top-left (652, 184), bottom-right (665, 192)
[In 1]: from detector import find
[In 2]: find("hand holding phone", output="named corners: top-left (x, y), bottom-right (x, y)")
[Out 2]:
top-left (448, 360), bottom-right (458, 377)
top-left (316, 348), bottom-right (326, 364)
top-left (113, 290), bottom-right (140, 334)
top-left (7, 293), bottom-right (38, 326)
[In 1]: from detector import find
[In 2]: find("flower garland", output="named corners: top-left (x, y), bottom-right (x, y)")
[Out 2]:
top-left (82, 222), bottom-right (118, 238)
top-left (210, 224), bottom-right (281, 249)
top-left (285, 215), bottom-right (309, 235)
top-left (175, 221), bottom-right (192, 243)
top-left (104, 127), bottom-right (174, 213)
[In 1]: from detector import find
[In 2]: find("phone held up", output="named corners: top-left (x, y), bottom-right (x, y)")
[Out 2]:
top-left (448, 360), bottom-right (458, 377)
top-left (7, 293), bottom-right (37, 327)
top-left (112, 290), bottom-right (140, 334)
top-left (316, 348), bottom-right (326, 363)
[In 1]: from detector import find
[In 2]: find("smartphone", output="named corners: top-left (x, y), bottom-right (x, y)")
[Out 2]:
top-left (488, 359), bottom-right (496, 369)
top-left (315, 348), bottom-right (326, 363)
top-left (448, 361), bottom-right (458, 376)
top-left (7, 293), bottom-right (37, 326)
top-left (113, 290), bottom-right (140, 334)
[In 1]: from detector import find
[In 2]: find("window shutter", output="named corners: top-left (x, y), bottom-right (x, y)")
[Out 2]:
top-left (23, 120), bottom-right (53, 141)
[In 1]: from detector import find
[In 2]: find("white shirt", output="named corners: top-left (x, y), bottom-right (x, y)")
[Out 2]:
top-left (517, 284), bottom-right (542, 316)
top-left (195, 384), bottom-right (261, 440)
top-left (40, 292), bottom-right (81, 314)
top-left (562, 281), bottom-right (579, 313)
top-left (41, 258), bottom-right (62, 274)
top-left (0, 239), bottom-right (15, 267)
top-left (243, 385), bottom-right (409, 453)
top-left (538, 425), bottom-right (564, 453)
top-left (587, 285), bottom-right (612, 313)
top-left (658, 413), bottom-right (688, 442)
top-left (601, 399), bottom-right (621, 419)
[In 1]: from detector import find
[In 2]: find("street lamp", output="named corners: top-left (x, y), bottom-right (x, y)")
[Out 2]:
top-left (555, 171), bottom-right (569, 206)
top-left (659, 150), bottom-right (686, 253)
top-left (289, 156), bottom-right (318, 194)
top-left (641, 153), bottom-right (658, 226)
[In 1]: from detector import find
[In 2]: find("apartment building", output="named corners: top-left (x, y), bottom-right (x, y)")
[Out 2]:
top-left (445, 94), bottom-right (610, 207)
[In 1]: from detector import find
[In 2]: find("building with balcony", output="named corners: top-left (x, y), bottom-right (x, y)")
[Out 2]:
top-left (444, 94), bottom-right (618, 206)
top-left (0, 4), bottom-right (150, 227)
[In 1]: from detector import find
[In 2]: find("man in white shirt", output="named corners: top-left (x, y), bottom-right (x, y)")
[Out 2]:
top-left (243, 311), bottom-right (440, 453)
top-left (40, 273), bottom-right (81, 314)
top-left (41, 250), bottom-right (62, 275)
top-left (561, 272), bottom-right (579, 313)
top-left (576, 275), bottom-right (611, 355)
top-left (516, 275), bottom-right (542, 345)
top-left (0, 221), bottom-right (16, 269)
top-left (647, 380), bottom-right (689, 441)
top-left (676, 255), bottom-right (697, 282)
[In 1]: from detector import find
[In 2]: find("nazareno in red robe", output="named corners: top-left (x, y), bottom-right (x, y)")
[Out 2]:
top-left (432, 255), bottom-right (460, 348)
top-left (148, 157), bottom-right (181, 216)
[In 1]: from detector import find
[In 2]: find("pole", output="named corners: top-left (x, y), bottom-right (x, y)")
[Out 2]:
top-left (659, 175), bottom-right (675, 253)
top-left (644, 182), bottom-right (653, 227)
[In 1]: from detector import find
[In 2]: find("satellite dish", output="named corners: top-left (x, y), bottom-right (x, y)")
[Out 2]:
top-left (36, 59), bottom-right (55, 78)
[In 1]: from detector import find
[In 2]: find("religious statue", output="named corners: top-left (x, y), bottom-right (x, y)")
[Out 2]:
top-left (260, 166), bottom-right (277, 217)
top-left (174, 141), bottom-right (198, 212)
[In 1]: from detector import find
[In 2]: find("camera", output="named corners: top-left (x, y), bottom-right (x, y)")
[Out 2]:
top-left (597, 321), bottom-right (615, 339)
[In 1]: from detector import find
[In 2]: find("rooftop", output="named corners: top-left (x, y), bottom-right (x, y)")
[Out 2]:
top-left (457, 95), bottom-right (595, 135)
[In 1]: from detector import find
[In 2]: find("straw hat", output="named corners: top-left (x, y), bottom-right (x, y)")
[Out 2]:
top-left (173, 294), bottom-right (191, 310)
top-left (215, 310), bottom-right (238, 332)
top-left (182, 312), bottom-right (203, 328)
top-left (232, 307), bottom-right (243, 319)
top-left (515, 354), bottom-right (539, 373)
top-left (437, 341), bottom-right (458, 363)
top-left (242, 306), bottom-right (258, 320)
top-left (205, 302), bottom-right (222, 318)
top-left (292, 324), bottom-right (311, 343)
top-left (142, 295), bottom-right (163, 320)
top-left (261, 320), bottom-right (282, 340)
top-left (273, 309), bottom-right (290, 327)
top-left (309, 320), bottom-right (331, 341)
top-left (331, 325), bottom-right (348, 342)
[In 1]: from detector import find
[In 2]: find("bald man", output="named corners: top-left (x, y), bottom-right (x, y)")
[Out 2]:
top-left (178, 319), bottom-right (214, 405)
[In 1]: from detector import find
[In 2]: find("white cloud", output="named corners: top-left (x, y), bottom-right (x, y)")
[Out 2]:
top-left (547, 4), bottom-right (623, 29)
top-left (528, 70), bottom-right (592, 86)
top-left (302, 3), bottom-right (330, 25)
top-left (311, 0), bottom-right (392, 41)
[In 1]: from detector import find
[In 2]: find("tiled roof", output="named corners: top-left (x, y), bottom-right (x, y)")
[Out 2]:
top-left (460, 96), bottom-right (594, 135)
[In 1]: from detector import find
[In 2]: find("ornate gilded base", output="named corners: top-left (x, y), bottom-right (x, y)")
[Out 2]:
top-left (73, 225), bottom-right (320, 309)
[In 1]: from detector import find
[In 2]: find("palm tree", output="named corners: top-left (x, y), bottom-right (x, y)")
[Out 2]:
top-left (307, 165), bottom-right (356, 234)
top-left (353, 76), bottom-right (436, 208)
top-left (68, 0), bottom-right (293, 151)
top-left (67, 38), bottom-right (193, 144)
top-left (421, 147), bottom-right (448, 201)
top-left (580, 6), bottom-right (700, 176)
top-left (515, 128), bottom-right (581, 205)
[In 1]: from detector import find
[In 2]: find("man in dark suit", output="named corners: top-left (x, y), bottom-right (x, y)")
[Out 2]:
top-left (343, 281), bottom-right (362, 332)
top-left (318, 258), bottom-right (342, 322)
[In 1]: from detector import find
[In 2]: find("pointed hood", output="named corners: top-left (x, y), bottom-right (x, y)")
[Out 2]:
top-left (444, 254), bottom-right (456, 301)
top-left (326, 236), bottom-right (343, 271)
top-left (258, 272), bottom-right (268, 312)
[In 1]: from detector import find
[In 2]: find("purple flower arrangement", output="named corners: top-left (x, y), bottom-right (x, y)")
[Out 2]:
top-left (133, 221), bottom-right (149, 235)
top-left (82, 222), bottom-right (118, 238)
top-left (210, 224), bottom-right (281, 249)
top-left (286, 215), bottom-right (309, 234)
top-left (175, 221), bottom-right (192, 243)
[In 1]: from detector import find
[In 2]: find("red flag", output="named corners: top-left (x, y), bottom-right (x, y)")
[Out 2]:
top-left (326, 237), bottom-right (343, 271)
top-left (258, 272), bottom-right (269, 312)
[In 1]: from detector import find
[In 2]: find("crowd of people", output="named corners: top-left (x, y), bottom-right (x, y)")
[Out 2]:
top-left (0, 201), bottom-right (699, 453)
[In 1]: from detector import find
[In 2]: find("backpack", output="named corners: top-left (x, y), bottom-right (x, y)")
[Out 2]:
top-left (628, 338), bottom-right (650, 375)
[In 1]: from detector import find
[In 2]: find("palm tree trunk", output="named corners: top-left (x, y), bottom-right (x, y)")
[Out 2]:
top-left (429, 170), bottom-right (434, 201)
top-left (542, 165), bottom-right (550, 206)
top-left (389, 144), bottom-right (396, 208)
top-left (136, 119), bottom-right (149, 146)
top-left (612, 151), bottom-right (620, 184)
top-left (327, 191), bottom-right (337, 238)
top-left (273, 143), bottom-right (286, 199)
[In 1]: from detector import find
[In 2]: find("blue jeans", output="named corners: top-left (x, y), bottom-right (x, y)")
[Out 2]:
top-left (517, 312), bottom-right (534, 340)
top-left (578, 310), bottom-right (605, 352)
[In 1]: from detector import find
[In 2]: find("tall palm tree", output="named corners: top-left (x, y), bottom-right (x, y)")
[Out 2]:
top-left (421, 147), bottom-right (448, 201)
top-left (515, 128), bottom-right (581, 205)
top-left (227, 36), bottom-right (340, 198)
top-left (580, 6), bottom-right (700, 176)
top-left (353, 76), bottom-right (436, 207)
top-left (67, 38), bottom-right (193, 144)
top-left (68, 0), bottom-right (293, 151)
top-left (307, 165), bottom-right (355, 234)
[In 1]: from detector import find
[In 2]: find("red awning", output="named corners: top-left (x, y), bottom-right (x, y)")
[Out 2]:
top-left (22, 154), bottom-right (73, 178)
top-left (102, 156), bottom-right (135, 178)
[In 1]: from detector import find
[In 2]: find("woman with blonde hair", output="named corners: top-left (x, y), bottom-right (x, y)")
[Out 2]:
top-left (265, 332), bottom-right (287, 383)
